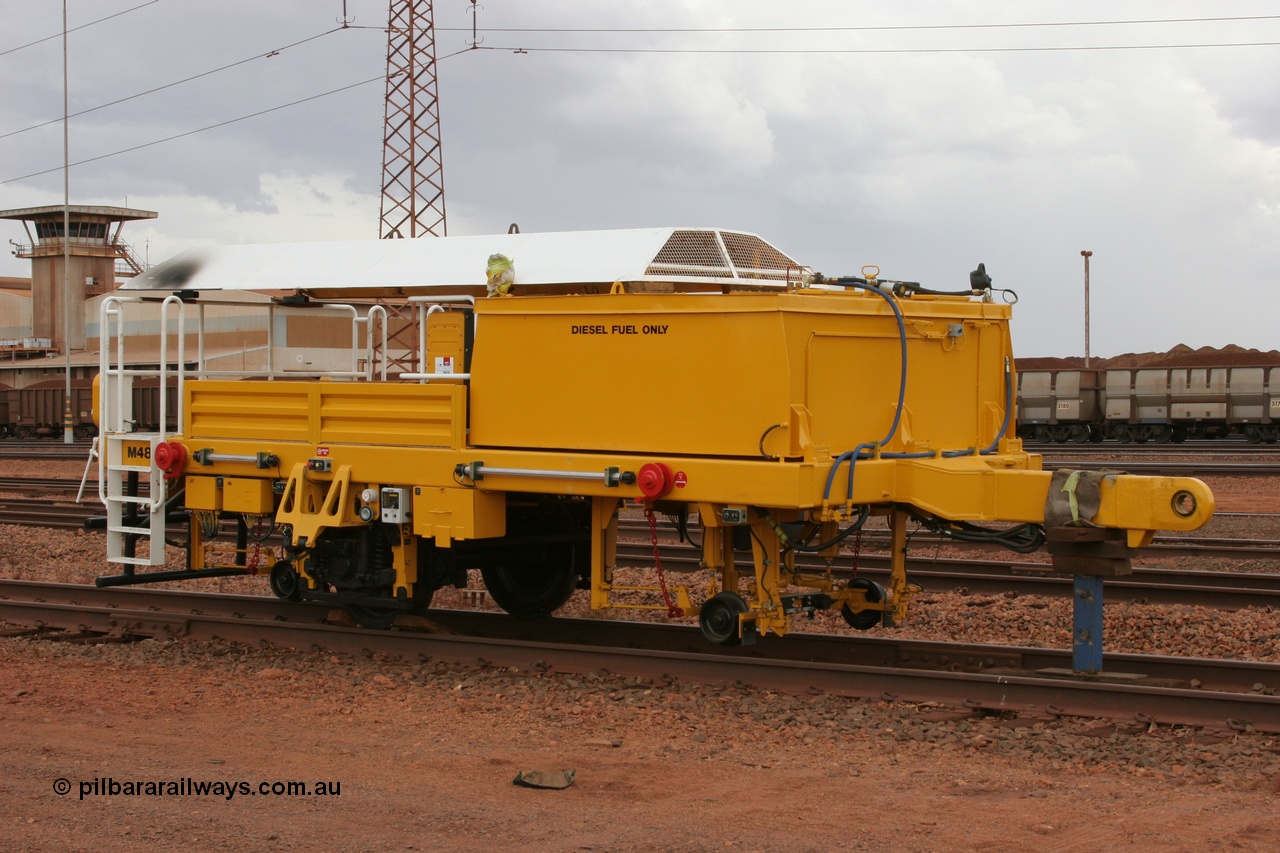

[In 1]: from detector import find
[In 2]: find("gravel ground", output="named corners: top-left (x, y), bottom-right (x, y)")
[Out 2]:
top-left (2, 459), bottom-right (1280, 849)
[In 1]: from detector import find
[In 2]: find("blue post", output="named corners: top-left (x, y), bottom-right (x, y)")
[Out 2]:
top-left (1072, 575), bottom-right (1105, 673)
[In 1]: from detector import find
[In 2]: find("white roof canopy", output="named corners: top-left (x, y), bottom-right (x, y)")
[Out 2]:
top-left (123, 227), bottom-right (805, 296)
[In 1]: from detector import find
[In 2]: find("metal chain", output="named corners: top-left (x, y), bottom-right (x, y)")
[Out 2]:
top-left (644, 504), bottom-right (683, 617)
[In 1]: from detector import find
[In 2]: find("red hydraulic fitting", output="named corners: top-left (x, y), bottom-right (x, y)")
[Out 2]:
top-left (636, 462), bottom-right (674, 500)
top-left (154, 440), bottom-right (188, 481)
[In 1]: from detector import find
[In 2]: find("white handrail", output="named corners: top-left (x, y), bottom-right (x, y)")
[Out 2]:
top-left (365, 304), bottom-right (388, 381)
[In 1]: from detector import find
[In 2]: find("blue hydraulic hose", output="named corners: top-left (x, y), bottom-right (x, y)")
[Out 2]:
top-left (851, 283), bottom-right (909, 448)
top-left (820, 284), bottom-right (908, 503)
top-left (821, 291), bottom-right (1015, 503)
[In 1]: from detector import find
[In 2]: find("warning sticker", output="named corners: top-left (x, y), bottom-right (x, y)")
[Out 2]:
top-left (674, 471), bottom-right (688, 488)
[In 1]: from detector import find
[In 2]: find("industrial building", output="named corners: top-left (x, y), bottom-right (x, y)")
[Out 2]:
top-left (0, 204), bottom-right (364, 395)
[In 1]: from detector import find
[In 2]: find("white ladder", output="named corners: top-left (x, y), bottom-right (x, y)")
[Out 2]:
top-left (101, 432), bottom-right (168, 566)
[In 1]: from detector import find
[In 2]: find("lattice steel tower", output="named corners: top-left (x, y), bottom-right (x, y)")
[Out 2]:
top-left (379, 1), bottom-right (446, 238)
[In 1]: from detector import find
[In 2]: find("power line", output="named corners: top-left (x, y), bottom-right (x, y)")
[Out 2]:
top-left (0, 0), bottom-right (161, 59)
top-left (2, 10), bottom-right (1273, 187)
top-left (1, 46), bottom-right (476, 186)
top-left (1, 75), bottom-right (382, 185)
top-left (475, 40), bottom-right (1280, 56)
top-left (436, 14), bottom-right (1280, 35)
top-left (0, 27), bottom-right (347, 142)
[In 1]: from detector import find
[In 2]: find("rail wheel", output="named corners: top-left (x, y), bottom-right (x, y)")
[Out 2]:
top-left (699, 591), bottom-right (749, 646)
top-left (840, 577), bottom-right (886, 630)
top-left (15, 425), bottom-right (33, 439)
top-left (269, 561), bottom-right (302, 602)
top-left (481, 542), bottom-right (578, 619)
top-left (1069, 424), bottom-right (1090, 443)
top-left (1113, 425), bottom-right (1132, 443)
top-left (1152, 425), bottom-right (1172, 444)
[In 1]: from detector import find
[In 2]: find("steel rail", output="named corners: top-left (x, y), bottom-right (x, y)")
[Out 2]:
top-left (0, 477), bottom-right (95, 494)
top-left (612, 541), bottom-right (1280, 609)
top-left (0, 449), bottom-right (92, 460)
top-left (617, 519), bottom-right (1280, 561)
top-left (1, 580), bottom-right (1278, 733)
top-left (0, 502), bottom-right (100, 529)
top-left (1027, 440), bottom-right (1280, 454)
top-left (1043, 459), bottom-right (1280, 477)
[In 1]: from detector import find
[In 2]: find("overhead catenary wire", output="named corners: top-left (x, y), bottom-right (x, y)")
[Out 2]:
top-left (4, 8), bottom-right (1277, 186)
top-left (0, 27), bottom-right (349, 142)
top-left (2, 76), bottom-right (382, 185)
top-left (467, 40), bottom-right (1280, 56)
top-left (0, 0), bottom-right (161, 59)
top-left (434, 14), bottom-right (1280, 35)
top-left (0, 45), bottom-right (476, 186)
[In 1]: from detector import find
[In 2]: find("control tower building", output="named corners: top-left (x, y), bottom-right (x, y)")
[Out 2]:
top-left (1, 204), bottom-right (156, 352)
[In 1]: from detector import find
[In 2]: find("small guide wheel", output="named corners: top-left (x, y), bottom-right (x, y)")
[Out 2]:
top-left (840, 577), bottom-right (886, 631)
top-left (699, 591), bottom-right (749, 646)
top-left (269, 561), bottom-right (302, 602)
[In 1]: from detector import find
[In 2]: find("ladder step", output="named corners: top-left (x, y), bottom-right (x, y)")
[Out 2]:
top-left (108, 556), bottom-right (163, 567)
top-left (108, 496), bottom-right (154, 506)
top-left (108, 525), bottom-right (157, 536)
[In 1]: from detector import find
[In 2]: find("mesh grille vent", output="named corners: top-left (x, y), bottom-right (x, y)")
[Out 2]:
top-left (644, 229), bottom-right (798, 281)
top-left (720, 232), bottom-right (797, 280)
top-left (644, 230), bottom-right (728, 276)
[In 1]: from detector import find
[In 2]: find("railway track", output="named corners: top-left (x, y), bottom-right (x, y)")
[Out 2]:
top-left (1043, 459), bottom-right (1280, 477)
top-left (0, 499), bottom-right (99, 529)
top-left (0, 477), bottom-right (93, 497)
top-left (1025, 440), bottom-right (1280, 454)
top-left (612, 541), bottom-right (1280, 610)
top-left (1, 578), bottom-right (1277, 733)
top-left (618, 518), bottom-right (1280, 562)
top-left (0, 450), bottom-right (92, 462)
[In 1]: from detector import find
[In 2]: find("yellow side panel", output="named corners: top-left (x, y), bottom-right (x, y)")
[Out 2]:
top-left (187, 381), bottom-right (312, 441)
top-left (425, 310), bottom-right (467, 377)
top-left (186, 476), bottom-right (223, 511)
top-left (412, 487), bottom-right (506, 542)
top-left (185, 380), bottom-right (466, 448)
top-left (469, 297), bottom-right (792, 456)
top-left (804, 326), bottom-right (1008, 451)
top-left (318, 384), bottom-right (465, 447)
top-left (222, 478), bottom-right (275, 514)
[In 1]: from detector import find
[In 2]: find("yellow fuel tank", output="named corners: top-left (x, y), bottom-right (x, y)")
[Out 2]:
top-left (469, 289), bottom-right (1011, 459)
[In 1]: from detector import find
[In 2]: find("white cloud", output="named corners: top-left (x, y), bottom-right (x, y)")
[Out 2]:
top-left (2, 1), bottom-right (1280, 357)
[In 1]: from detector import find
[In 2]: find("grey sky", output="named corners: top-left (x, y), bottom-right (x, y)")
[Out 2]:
top-left (1, 1), bottom-right (1277, 357)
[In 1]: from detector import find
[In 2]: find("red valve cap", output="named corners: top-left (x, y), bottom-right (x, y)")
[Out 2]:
top-left (154, 441), bottom-right (187, 478)
top-left (636, 462), bottom-right (674, 500)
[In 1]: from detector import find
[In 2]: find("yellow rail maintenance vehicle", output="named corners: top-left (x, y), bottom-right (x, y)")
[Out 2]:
top-left (94, 227), bottom-right (1213, 645)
